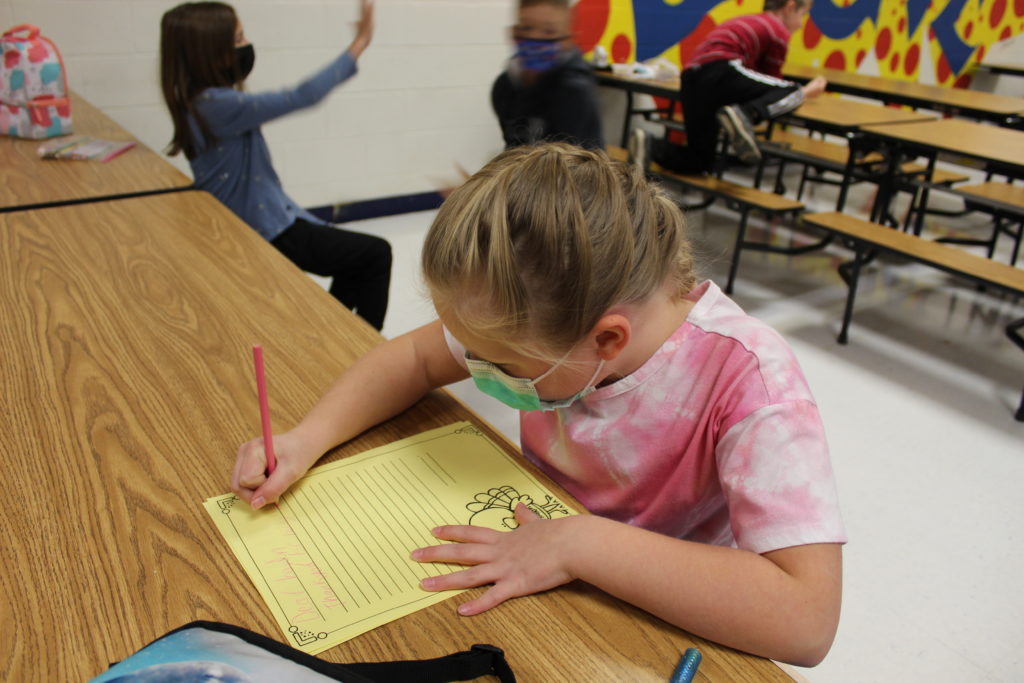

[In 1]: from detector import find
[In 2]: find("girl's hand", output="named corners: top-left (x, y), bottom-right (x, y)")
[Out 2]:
top-left (349, 0), bottom-right (375, 58)
top-left (411, 504), bottom-right (577, 615)
top-left (231, 430), bottom-right (320, 509)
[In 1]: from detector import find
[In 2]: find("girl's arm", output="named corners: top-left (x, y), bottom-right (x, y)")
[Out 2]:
top-left (347, 0), bottom-right (374, 59)
top-left (562, 517), bottom-right (842, 667)
top-left (199, 0), bottom-right (374, 136)
top-left (416, 511), bottom-right (842, 667)
top-left (231, 320), bottom-right (469, 506)
top-left (415, 396), bottom-right (844, 665)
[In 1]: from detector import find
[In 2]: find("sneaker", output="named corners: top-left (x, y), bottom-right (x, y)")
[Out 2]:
top-left (716, 105), bottom-right (762, 164)
top-left (627, 127), bottom-right (650, 175)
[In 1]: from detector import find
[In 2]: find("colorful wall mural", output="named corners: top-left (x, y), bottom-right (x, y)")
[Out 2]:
top-left (571, 0), bottom-right (1024, 88)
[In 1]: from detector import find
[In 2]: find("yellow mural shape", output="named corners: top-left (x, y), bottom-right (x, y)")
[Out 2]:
top-left (582, 0), bottom-right (1022, 86)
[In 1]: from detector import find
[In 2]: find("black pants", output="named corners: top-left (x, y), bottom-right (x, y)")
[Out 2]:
top-left (652, 59), bottom-right (804, 174)
top-left (272, 217), bottom-right (392, 331)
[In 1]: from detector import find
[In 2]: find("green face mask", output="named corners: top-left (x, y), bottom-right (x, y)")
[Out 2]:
top-left (464, 352), bottom-right (605, 412)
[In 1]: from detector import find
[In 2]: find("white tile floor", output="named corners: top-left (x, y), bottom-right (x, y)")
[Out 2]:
top-left (311, 164), bottom-right (1024, 682)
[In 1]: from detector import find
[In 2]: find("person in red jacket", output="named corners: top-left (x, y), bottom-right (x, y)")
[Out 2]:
top-left (632, 0), bottom-right (827, 175)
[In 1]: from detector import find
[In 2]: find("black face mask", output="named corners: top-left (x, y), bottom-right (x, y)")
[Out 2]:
top-left (235, 44), bottom-right (255, 80)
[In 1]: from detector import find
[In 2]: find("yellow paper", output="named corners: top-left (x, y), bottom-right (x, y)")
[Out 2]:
top-left (204, 422), bottom-right (575, 654)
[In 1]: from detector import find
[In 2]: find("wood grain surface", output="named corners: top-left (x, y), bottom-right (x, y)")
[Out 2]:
top-left (784, 63), bottom-right (1024, 117)
top-left (803, 211), bottom-right (1024, 294)
top-left (789, 95), bottom-right (936, 129)
top-left (0, 91), bottom-right (192, 211)
top-left (0, 191), bottom-right (788, 682)
top-left (861, 118), bottom-right (1024, 174)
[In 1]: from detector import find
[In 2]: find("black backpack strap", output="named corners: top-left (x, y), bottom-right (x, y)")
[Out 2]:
top-left (345, 644), bottom-right (516, 683)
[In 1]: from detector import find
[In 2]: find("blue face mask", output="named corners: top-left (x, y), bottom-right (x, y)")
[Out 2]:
top-left (465, 352), bottom-right (605, 412)
top-left (513, 38), bottom-right (566, 72)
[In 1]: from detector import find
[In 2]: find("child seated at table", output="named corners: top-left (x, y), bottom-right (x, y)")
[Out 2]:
top-left (160, 0), bottom-right (391, 330)
top-left (631, 0), bottom-right (827, 175)
top-left (491, 0), bottom-right (603, 150)
top-left (231, 143), bottom-right (845, 666)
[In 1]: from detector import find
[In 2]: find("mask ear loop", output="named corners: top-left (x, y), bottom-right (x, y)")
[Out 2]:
top-left (528, 346), bottom-right (575, 386)
top-left (580, 359), bottom-right (605, 390)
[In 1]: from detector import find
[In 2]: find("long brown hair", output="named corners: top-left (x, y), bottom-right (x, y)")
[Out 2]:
top-left (423, 143), bottom-right (696, 360)
top-left (160, 2), bottom-right (241, 158)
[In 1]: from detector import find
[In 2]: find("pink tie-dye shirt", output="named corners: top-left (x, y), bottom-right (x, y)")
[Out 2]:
top-left (446, 280), bottom-right (846, 554)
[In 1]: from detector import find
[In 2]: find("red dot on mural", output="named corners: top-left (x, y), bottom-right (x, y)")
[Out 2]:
top-left (905, 44), bottom-right (920, 74)
top-left (991, 0), bottom-right (1007, 27)
top-left (1002, 25), bottom-right (1013, 39)
top-left (977, 45), bottom-right (987, 62)
top-left (954, 74), bottom-right (973, 88)
top-left (899, 17), bottom-right (906, 32)
top-left (965, 21), bottom-right (974, 39)
top-left (611, 33), bottom-right (631, 63)
top-left (1016, 0), bottom-right (1024, 16)
top-left (571, 0), bottom-right (610, 55)
top-left (803, 18), bottom-right (822, 49)
top-left (856, 49), bottom-right (866, 66)
top-left (876, 27), bottom-right (892, 59)
top-left (929, 26), bottom-right (936, 40)
top-left (824, 50), bottom-right (846, 70)
top-left (890, 52), bottom-right (900, 73)
top-left (937, 54), bottom-right (951, 82)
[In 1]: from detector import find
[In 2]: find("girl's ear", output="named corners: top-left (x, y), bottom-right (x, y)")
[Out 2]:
top-left (592, 314), bottom-right (630, 362)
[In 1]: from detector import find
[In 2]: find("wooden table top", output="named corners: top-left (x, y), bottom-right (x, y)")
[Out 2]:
top-left (594, 68), bottom-right (935, 132)
top-left (787, 95), bottom-right (937, 130)
top-left (977, 60), bottom-right (1024, 77)
top-left (594, 69), bottom-right (681, 98)
top-left (861, 118), bottom-right (1024, 175)
top-left (784, 63), bottom-right (1024, 120)
top-left (0, 190), bottom-right (788, 682)
top-left (0, 90), bottom-right (192, 212)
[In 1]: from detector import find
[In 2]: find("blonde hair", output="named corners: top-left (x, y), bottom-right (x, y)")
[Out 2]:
top-left (423, 143), bottom-right (696, 359)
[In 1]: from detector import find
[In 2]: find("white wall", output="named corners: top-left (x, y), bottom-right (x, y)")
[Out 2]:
top-left (1, 0), bottom-right (513, 207)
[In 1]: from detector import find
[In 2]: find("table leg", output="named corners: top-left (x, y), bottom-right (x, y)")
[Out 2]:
top-left (1006, 318), bottom-right (1024, 422)
top-left (837, 244), bottom-right (869, 345)
top-left (911, 154), bottom-right (939, 236)
top-left (870, 140), bottom-right (907, 225)
top-left (836, 132), bottom-right (861, 213)
top-left (726, 208), bottom-right (752, 294)
top-left (620, 90), bottom-right (635, 148)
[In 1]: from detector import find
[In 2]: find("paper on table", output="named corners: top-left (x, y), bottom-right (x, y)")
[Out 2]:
top-left (204, 422), bottom-right (576, 654)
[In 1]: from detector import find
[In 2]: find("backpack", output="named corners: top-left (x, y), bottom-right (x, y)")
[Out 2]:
top-left (88, 621), bottom-right (517, 683)
top-left (0, 24), bottom-right (72, 138)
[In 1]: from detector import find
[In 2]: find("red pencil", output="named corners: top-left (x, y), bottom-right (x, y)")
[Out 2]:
top-left (252, 345), bottom-right (277, 474)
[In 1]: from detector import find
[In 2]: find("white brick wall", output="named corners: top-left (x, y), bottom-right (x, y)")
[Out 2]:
top-left (2, 0), bottom-right (515, 207)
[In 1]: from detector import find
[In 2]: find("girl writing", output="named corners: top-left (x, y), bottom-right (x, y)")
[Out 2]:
top-left (232, 143), bottom-right (845, 666)
top-left (160, 0), bottom-right (391, 330)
